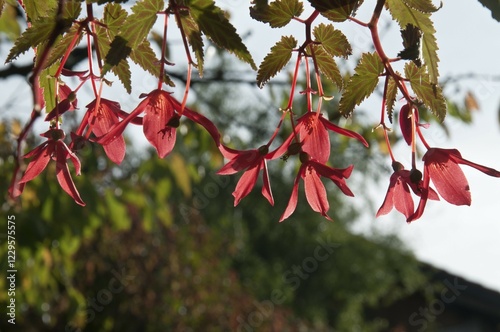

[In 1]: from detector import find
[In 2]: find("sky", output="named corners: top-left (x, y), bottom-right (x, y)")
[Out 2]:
top-left (218, 1), bottom-right (500, 293)
top-left (1, 0), bottom-right (499, 294)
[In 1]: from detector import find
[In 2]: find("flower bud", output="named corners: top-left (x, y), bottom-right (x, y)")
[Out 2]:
top-left (410, 168), bottom-right (422, 184)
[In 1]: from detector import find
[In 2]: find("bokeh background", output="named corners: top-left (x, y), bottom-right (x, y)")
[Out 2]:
top-left (1, 1), bottom-right (500, 331)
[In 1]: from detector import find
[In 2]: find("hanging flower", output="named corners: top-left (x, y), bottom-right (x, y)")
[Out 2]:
top-left (10, 128), bottom-right (85, 206)
top-left (377, 161), bottom-right (438, 220)
top-left (280, 152), bottom-right (355, 222)
top-left (409, 148), bottom-right (500, 222)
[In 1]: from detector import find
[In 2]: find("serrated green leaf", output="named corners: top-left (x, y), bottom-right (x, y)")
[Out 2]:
top-left (189, 0), bottom-right (256, 70)
top-left (386, 0), bottom-right (440, 84)
top-left (119, 0), bottom-right (163, 49)
top-left (405, 62), bottom-right (446, 122)
top-left (103, 2), bottom-right (128, 39)
top-left (402, 0), bottom-right (440, 13)
top-left (130, 40), bottom-right (159, 77)
top-left (44, 24), bottom-right (84, 70)
top-left (310, 44), bottom-right (343, 89)
top-left (177, 11), bottom-right (205, 76)
top-left (339, 52), bottom-right (384, 117)
top-left (313, 23), bottom-right (352, 58)
top-left (101, 0), bottom-right (163, 83)
top-left (23, 0), bottom-right (57, 22)
top-left (250, 0), bottom-right (304, 28)
top-left (39, 62), bottom-right (59, 114)
top-left (63, 0), bottom-right (82, 21)
top-left (308, 0), bottom-right (363, 22)
top-left (6, 20), bottom-right (56, 63)
top-left (257, 35), bottom-right (296, 88)
top-left (385, 75), bottom-right (398, 123)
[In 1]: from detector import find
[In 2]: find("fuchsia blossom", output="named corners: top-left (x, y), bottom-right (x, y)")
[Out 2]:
top-left (295, 111), bottom-right (368, 163)
top-left (280, 152), bottom-right (355, 222)
top-left (84, 98), bottom-right (127, 164)
top-left (98, 89), bottom-right (221, 159)
top-left (10, 129), bottom-right (85, 206)
top-left (377, 162), bottom-right (439, 220)
top-left (217, 145), bottom-right (276, 206)
top-left (408, 148), bottom-right (500, 222)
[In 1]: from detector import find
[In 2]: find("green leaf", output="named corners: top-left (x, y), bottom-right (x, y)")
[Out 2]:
top-left (23, 0), bottom-right (57, 22)
top-left (405, 62), bottom-right (446, 122)
top-left (308, 0), bottom-right (363, 22)
top-left (386, 0), bottom-right (440, 84)
top-left (402, 0), bottom-right (441, 13)
top-left (44, 24), bottom-right (84, 70)
top-left (249, 0), bottom-right (304, 28)
top-left (130, 40), bottom-right (160, 77)
top-left (39, 62), bottom-right (59, 114)
top-left (6, 19), bottom-right (56, 63)
top-left (309, 44), bottom-right (343, 89)
top-left (120, 0), bottom-right (163, 49)
top-left (313, 23), bottom-right (352, 58)
top-left (177, 11), bottom-right (205, 76)
top-left (385, 75), bottom-right (398, 123)
top-left (102, 2), bottom-right (128, 39)
top-left (189, 0), bottom-right (256, 70)
top-left (102, 0), bottom-right (163, 79)
top-left (256, 35), bottom-right (296, 88)
top-left (339, 52), bottom-right (384, 117)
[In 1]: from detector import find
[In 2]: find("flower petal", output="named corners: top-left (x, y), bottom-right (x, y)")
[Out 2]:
top-left (90, 99), bottom-right (126, 164)
top-left (299, 113), bottom-right (330, 164)
top-left (217, 150), bottom-right (260, 175)
top-left (142, 92), bottom-right (176, 158)
top-left (376, 175), bottom-right (397, 217)
top-left (19, 144), bottom-right (52, 184)
top-left (321, 116), bottom-right (369, 147)
top-left (232, 163), bottom-right (260, 206)
top-left (55, 147), bottom-right (85, 206)
top-left (261, 161), bottom-right (274, 206)
top-left (280, 167), bottom-right (303, 222)
top-left (311, 161), bottom-right (354, 197)
top-left (303, 165), bottom-right (331, 220)
top-left (429, 160), bottom-right (471, 205)
top-left (392, 178), bottom-right (414, 219)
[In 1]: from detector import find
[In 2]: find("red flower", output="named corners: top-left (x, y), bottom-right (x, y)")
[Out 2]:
top-left (11, 129), bottom-right (85, 206)
top-left (217, 145), bottom-right (278, 206)
top-left (98, 89), bottom-right (221, 159)
top-left (280, 152), bottom-right (355, 222)
top-left (296, 112), bottom-right (368, 163)
top-left (377, 162), bottom-right (438, 220)
top-left (409, 148), bottom-right (500, 222)
top-left (84, 98), bottom-right (127, 164)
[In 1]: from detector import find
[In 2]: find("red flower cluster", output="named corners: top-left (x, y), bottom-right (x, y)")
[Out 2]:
top-left (377, 104), bottom-right (500, 222)
top-left (217, 110), bottom-right (368, 221)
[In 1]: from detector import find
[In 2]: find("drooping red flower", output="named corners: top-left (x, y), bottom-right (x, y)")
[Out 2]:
top-left (409, 148), bottom-right (500, 222)
top-left (296, 111), bottom-right (369, 163)
top-left (10, 128), bottom-right (85, 206)
top-left (84, 98), bottom-right (127, 164)
top-left (98, 89), bottom-right (221, 159)
top-left (377, 162), bottom-right (439, 220)
top-left (280, 152), bottom-right (355, 222)
top-left (217, 145), bottom-right (279, 206)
